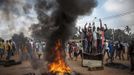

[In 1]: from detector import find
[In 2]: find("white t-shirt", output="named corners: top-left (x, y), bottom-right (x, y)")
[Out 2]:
top-left (93, 31), bottom-right (97, 40)
top-left (105, 42), bottom-right (109, 50)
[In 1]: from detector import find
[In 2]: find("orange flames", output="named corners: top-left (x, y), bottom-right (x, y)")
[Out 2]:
top-left (48, 40), bottom-right (71, 75)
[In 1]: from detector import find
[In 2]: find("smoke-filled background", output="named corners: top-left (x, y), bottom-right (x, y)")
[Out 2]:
top-left (1, 1), bottom-right (134, 75)
top-left (0, 0), bottom-right (134, 40)
top-left (30, 0), bottom-right (97, 64)
top-left (0, 0), bottom-right (97, 64)
top-left (0, 0), bottom-right (38, 39)
top-left (0, 0), bottom-right (97, 70)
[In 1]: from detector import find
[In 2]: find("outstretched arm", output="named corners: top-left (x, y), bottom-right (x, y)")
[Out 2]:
top-left (92, 22), bottom-right (95, 26)
top-left (78, 27), bottom-right (82, 34)
top-left (92, 22), bottom-right (95, 31)
top-left (104, 24), bottom-right (108, 32)
top-left (84, 23), bottom-right (88, 30)
top-left (99, 18), bottom-right (102, 29)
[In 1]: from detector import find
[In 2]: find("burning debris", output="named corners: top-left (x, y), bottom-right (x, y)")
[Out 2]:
top-left (42, 71), bottom-right (80, 75)
top-left (48, 40), bottom-right (71, 74)
top-left (30, 0), bottom-right (97, 74)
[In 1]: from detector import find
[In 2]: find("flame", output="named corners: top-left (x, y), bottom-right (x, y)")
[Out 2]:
top-left (48, 40), bottom-right (71, 75)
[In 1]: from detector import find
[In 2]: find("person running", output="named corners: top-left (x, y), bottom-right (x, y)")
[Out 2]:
top-left (37, 42), bottom-right (43, 59)
top-left (73, 42), bottom-right (78, 61)
top-left (129, 39), bottom-right (134, 72)
top-left (115, 41), bottom-right (121, 60)
top-left (21, 44), bottom-right (29, 61)
top-left (0, 40), bottom-right (5, 60)
top-left (108, 41), bottom-right (114, 63)
top-left (5, 40), bottom-right (12, 61)
top-left (77, 41), bottom-right (83, 58)
top-left (104, 40), bottom-right (110, 63)
top-left (11, 40), bottom-right (16, 57)
top-left (27, 41), bottom-right (33, 59)
top-left (115, 41), bottom-right (124, 60)
top-left (68, 42), bottom-right (73, 60)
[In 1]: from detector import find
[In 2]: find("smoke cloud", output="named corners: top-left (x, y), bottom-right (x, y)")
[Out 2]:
top-left (31, 0), bottom-right (97, 65)
top-left (0, 0), bottom-right (97, 71)
top-left (0, 0), bottom-right (38, 39)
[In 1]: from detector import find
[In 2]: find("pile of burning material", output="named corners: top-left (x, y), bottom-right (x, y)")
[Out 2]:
top-left (47, 40), bottom-right (71, 75)
top-left (25, 40), bottom-right (81, 75)
top-left (42, 71), bottom-right (80, 75)
top-left (24, 71), bottom-right (80, 75)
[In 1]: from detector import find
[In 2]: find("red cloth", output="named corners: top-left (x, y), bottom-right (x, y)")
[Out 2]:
top-left (101, 31), bottom-right (105, 46)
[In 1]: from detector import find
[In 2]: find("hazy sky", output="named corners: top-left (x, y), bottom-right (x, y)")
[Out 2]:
top-left (0, 0), bottom-right (134, 39)
top-left (76, 0), bottom-right (134, 30)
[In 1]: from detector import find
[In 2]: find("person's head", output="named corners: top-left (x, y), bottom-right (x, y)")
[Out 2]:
top-left (97, 27), bottom-right (100, 31)
top-left (89, 23), bottom-right (91, 26)
top-left (1, 40), bottom-right (4, 43)
top-left (8, 40), bottom-right (12, 43)
top-left (118, 41), bottom-right (120, 43)
top-left (92, 22), bottom-right (95, 25)
top-left (6, 40), bottom-right (8, 43)
top-left (82, 29), bottom-right (84, 32)
top-left (89, 26), bottom-right (92, 29)
top-left (104, 40), bottom-right (107, 43)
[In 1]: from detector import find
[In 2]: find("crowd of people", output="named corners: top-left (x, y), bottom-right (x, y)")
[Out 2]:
top-left (0, 40), bottom-right (16, 61)
top-left (0, 19), bottom-right (134, 72)
top-left (0, 39), bottom-right (45, 62)
top-left (65, 18), bottom-right (134, 72)
top-left (66, 38), bottom-right (134, 72)
top-left (78, 19), bottom-right (107, 54)
top-left (66, 41), bottom-right (82, 61)
top-left (66, 19), bottom-right (108, 61)
top-left (77, 19), bottom-right (131, 63)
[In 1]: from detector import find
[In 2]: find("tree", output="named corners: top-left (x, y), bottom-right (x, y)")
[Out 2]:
top-left (124, 26), bottom-right (131, 35)
top-left (105, 29), bottom-right (113, 40)
top-left (0, 37), bottom-right (3, 41)
top-left (114, 29), bottom-right (131, 42)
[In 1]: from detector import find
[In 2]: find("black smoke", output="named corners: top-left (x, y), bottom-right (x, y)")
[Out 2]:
top-left (0, 0), bottom-right (35, 16)
top-left (0, 0), bottom-right (37, 37)
top-left (12, 32), bottom-right (28, 50)
top-left (31, 0), bottom-right (97, 65)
